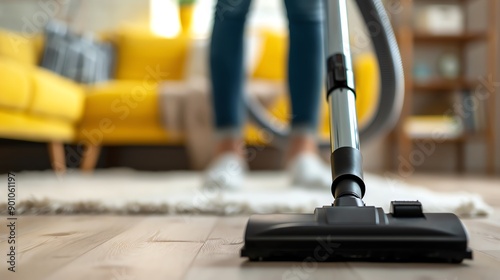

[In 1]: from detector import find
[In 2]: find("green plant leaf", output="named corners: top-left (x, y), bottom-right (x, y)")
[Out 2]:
top-left (179, 0), bottom-right (196, 5)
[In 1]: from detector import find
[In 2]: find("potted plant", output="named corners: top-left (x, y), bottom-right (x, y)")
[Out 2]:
top-left (179, 0), bottom-right (196, 34)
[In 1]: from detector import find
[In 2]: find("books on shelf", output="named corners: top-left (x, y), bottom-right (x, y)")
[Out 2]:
top-left (404, 115), bottom-right (464, 140)
top-left (415, 5), bottom-right (464, 35)
top-left (453, 90), bottom-right (487, 133)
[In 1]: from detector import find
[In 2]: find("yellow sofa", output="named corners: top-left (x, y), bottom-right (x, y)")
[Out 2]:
top-left (0, 27), bottom-right (378, 172)
top-left (0, 29), bottom-right (85, 172)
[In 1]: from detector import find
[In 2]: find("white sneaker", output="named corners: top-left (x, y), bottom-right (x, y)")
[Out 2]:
top-left (202, 153), bottom-right (248, 191)
top-left (288, 153), bottom-right (332, 189)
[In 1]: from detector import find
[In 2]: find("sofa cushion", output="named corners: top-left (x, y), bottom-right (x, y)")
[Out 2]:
top-left (0, 59), bottom-right (33, 111)
top-left (40, 21), bottom-right (115, 84)
top-left (0, 110), bottom-right (74, 142)
top-left (113, 30), bottom-right (189, 81)
top-left (251, 30), bottom-right (287, 81)
top-left (82, 80), bottom-right (161, 124)
top-left (354, 53), bottom-right (380, 128)
top-left (0, 29), bottom-right (37, 65)
top-left (29, 67), bottom-right (85, 123)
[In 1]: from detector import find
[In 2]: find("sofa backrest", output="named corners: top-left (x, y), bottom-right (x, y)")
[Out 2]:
top-left (111, 29), bottom-right (190, 81)
top-left (0, 29), bottom-right (43, 66)
top-left (251, 29), bottom-right (287, 81)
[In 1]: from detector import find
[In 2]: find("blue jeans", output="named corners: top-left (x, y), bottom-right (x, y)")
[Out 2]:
top-left (210, 0), bottom-right (324, 136)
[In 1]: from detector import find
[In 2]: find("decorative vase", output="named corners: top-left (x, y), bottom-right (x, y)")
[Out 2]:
top-left (438, 53), bottom-right (460, 80)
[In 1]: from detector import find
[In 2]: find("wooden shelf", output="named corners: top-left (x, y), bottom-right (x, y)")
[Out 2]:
top-left (415, 0), bottom-right (475, 1)
top-left (415, 0), bottom-right (478, 3)
top-left (413, 79), bottom-right (477, 92)
top-left (408, 135), bottom-right (465, 142)
top-left (413, 32), bottom-right (487, 43)
top-left (392, 0), bottom-right (497, 174)
top-left (407, 131), bottom-right (483, 142)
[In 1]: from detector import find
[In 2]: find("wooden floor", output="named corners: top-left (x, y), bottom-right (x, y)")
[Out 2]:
top-left (1, 175), bottom-right (500, 280)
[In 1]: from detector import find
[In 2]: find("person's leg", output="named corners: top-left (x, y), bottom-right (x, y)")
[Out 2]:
top-left (284, 0), bottom-right (330, 188)
top-left (283, 0), bottom-right (324, 161)
top-left (210, 0), bottom-right (253, 158)
top-left (205, 0), bottom-right (252, 190)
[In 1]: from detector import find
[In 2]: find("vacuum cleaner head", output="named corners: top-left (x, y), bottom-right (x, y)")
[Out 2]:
top-left (241, 201), bottom-right (472, 263)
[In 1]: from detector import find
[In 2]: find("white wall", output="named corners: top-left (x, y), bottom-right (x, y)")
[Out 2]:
top-left (0, 0), bottom-right (149, 33)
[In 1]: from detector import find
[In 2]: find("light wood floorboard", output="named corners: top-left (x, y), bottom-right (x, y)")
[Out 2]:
top-left (43, 217), bottom-right (217, 280)
top-left (0, 216), bottom-right (134, 280)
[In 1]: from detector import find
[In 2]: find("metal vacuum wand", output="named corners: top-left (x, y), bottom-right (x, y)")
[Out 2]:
top-left (324, 0), bottom-right (365, 206)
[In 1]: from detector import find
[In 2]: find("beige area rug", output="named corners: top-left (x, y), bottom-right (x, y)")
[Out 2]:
top-left (0, 169), bottom-right (493, 217)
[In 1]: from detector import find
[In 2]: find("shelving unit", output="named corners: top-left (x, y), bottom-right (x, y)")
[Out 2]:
top-left (393, 0), bottom-right (497, 173)
top-left (413, 32), bottom-right (487, 43)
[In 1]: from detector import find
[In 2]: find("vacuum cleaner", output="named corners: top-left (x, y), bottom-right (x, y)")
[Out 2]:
top-left (241, 0), bottom-right (472, 263)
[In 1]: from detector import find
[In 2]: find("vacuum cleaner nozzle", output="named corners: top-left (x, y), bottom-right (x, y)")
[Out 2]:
top-left (241, 201), bottom-right (472, 263)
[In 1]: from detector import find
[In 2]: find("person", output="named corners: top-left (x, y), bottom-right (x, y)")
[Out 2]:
top-left (204, 0), bottom-right (330, 190)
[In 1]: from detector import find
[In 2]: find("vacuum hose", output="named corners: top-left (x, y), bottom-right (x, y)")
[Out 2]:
top-left (245, 0), bottom-right (404, 147)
